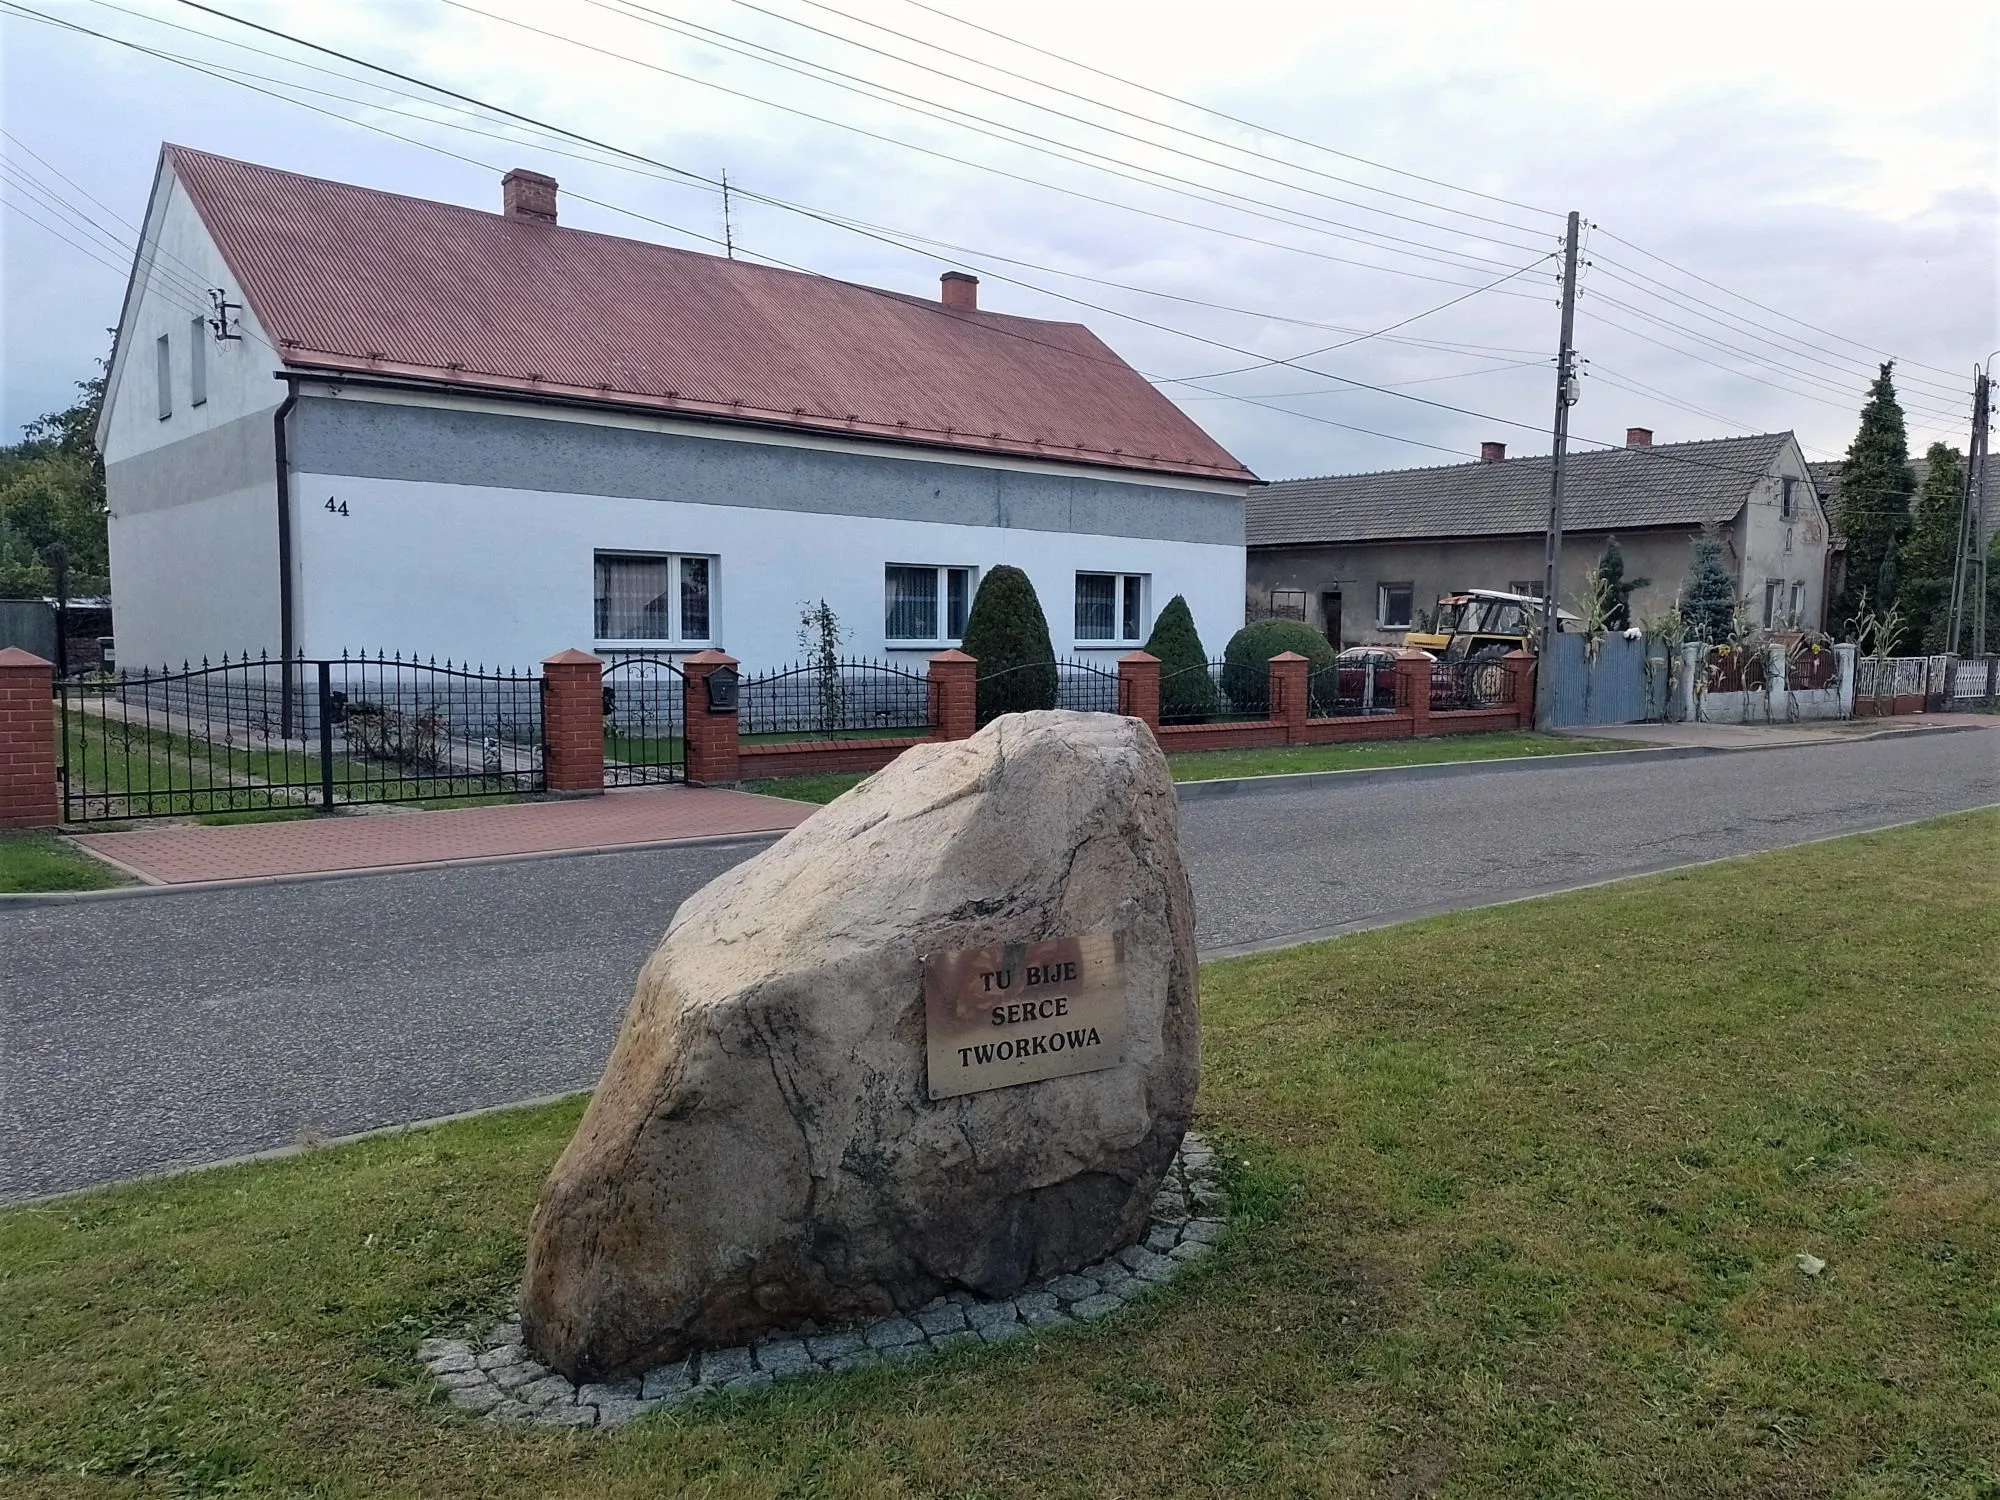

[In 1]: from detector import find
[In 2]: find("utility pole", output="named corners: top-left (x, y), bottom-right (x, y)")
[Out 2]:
top-left (1944, 365), bottom-right (1986, 653)
top-left (1536, 210), bottom-right (1582, 726)
top-left (1969, 365), bottom-right (1992, 657)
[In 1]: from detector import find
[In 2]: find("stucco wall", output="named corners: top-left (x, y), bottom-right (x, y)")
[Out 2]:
top-left (288, 468), bottom-right (1244, 670)
top-left (1736, 439), bottom-right (1831, 631)
top-left (1247, 529), bottom-right (1708, 647)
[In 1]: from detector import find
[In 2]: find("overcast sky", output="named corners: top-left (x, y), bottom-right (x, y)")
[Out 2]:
top-left (2, 0), bottom-right (1994, 477)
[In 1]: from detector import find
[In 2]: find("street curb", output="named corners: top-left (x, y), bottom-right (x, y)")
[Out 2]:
top-left (1171, 720), bottom-right (1989, 801)
top-left (0, 828), bottom-right (790, 907)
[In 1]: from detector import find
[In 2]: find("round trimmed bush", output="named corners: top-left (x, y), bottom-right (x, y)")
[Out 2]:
top-left (962, 565), bottom-right (1057, 725)
top-left (1220, 619), bottom-right (1336, 714)
top-left (1143, 594), bottom-right (1216, 722)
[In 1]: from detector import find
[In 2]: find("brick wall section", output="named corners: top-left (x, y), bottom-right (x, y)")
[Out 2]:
top-left (1118, 651), bottom-right (1160, 730)
top-left (540, 649), bottom-right (605, 795)
top-left (1396, 654), bottom-right (1433, 737)
top-left (1502, 650), bottom-right (1537, 729)
top-left (1155, 720), bottom-right (1289, 752)
top-left (0, 647), bottom-right (59, 829)
top-left (928, 650), bottom-right (977, 741)
top-left (680, 650), bottom-right (741, 785)
top-left (738, 737), bottom-right (929, 779)
top-left (1269, 652), bottom-right (1309, 743)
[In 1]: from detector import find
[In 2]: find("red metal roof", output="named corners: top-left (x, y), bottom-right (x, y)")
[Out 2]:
top-left (166, 146), bottom-right (1253, 483)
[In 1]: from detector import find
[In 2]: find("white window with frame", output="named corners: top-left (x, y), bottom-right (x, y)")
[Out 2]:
top-left (1377, 581), bottom-right (1415, 630)
top-left (594, 551), bottom-right (715, 645)
top-left (1789, 581), bottom-right (1805, 620)
top-left (1074, 571), bottom-right (1147, 643)
top-left (155, 333), bottom-right (172, 419)
top-left (1762, 579), bottom-right (1784, 627)
top-left (1508, 580), bottom-right (1544, 598)
top-left (885, 564), bottom-right (974, 644)
top-left (189, 317), bottom-right (208, 407)
top-left (1780, 476), bottom-right (1797, 520)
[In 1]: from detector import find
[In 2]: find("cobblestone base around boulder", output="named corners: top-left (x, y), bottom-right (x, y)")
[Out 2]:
top-left (419, 1133), bottom-right (1227, 1429)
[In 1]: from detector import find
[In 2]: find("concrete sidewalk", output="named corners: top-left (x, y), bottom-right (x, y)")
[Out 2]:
top-left (69, 787), bottom-right (815, 885)
top-left (1563, 716), bottom-right (1994, 750)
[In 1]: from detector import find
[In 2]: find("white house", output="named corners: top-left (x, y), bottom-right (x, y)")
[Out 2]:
top-left (98, 147), bottom-right (1254, 672)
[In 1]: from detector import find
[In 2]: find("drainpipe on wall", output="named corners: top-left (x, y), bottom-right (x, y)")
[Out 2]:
top-left (273, 375), bottom-right (299, 738)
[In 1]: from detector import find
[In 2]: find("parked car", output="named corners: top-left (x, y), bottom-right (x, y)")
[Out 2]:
top-left (1318, 645), bottom-right (1431, 712)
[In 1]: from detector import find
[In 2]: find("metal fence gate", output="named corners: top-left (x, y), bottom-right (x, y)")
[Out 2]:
top-left (1541, 632), bottom-right (1663, 727)
top-left (601, 655), bottom-right (686, 785)
top-left (57, 652), bottom-right (544, 822)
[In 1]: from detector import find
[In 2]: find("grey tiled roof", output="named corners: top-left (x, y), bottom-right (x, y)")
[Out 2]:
top-left (1248, 433), bottom-right (1794, 546)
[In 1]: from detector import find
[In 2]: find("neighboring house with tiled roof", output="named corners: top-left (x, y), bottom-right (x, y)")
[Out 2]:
top-left (98, 146), bottom-right (1253, 669)
top-left (1246, 428), bottom-right (1832, 645)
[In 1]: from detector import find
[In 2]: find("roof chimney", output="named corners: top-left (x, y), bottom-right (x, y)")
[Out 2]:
top-left (1626, 426), bottom-right (1653, 448)
top-left (1480, 441), bottom-right (1506, 463)
top-left (502, 168), bottom-right (557, 224)
top-left (940, 271), bottom-right (978, 312)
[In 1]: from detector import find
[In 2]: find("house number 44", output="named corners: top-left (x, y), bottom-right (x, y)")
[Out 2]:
top-left (324, 497), bottom-right (350, 516)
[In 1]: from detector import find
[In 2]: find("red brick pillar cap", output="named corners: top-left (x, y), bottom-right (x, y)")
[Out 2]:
top-left (929, 648), bottom-right (975, 664)
top-left (1119, 650), bottom-right (1159, 665)
top-left (1394, 649), bottom-right (1434, 660)
top-left (681, 649), bottom-right (739, 669)
top-left (0, 646), bottom-right (54, 668)
top-left (1268, 650), bottom-right (1309, 663)
top-left (542, 648), bottom-right (603, 667)
top-left (1500, 648), bottom-right (1536, 659)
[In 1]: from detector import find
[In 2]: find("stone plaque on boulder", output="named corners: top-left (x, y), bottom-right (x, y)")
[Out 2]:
top-left (519, 710), bottom-right (1198, 1382)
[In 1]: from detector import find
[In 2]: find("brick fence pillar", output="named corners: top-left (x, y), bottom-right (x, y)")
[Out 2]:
top-left (1501, 650), bottom-right (1537, 730)
top-left (540, 649), bottom-right (605, 795)
top-left (1396, 651), bottom-right (1433, 737)
top-left (1118, 650), bottom-right (1160, 732)
top-left (928, 649), bottom-right (977, 740)
top-left (0, 647), bottom-right (59, 829)
top-left (681, 649), bottom-right (741, 785)
top-left (1269, 651), bottom-right (1309, 743)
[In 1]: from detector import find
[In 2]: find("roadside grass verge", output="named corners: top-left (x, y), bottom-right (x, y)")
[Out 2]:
top-left (0, 832), bottom-right (131, 893)
top-left (751, 730), bottom-right (1635, 802)
top-left (2, 811), bottom-right (1994, 1496)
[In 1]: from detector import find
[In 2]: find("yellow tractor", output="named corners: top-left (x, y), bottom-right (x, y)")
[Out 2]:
top-left (1403, 589), bottom-right (1574, 662)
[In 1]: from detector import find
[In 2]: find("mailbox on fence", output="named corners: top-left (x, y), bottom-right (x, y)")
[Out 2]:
top-left (704, 665), bottom-right (740, 712)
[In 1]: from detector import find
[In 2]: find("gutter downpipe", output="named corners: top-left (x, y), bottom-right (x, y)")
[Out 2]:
top-left (274, 375), bottom-right (299, 739)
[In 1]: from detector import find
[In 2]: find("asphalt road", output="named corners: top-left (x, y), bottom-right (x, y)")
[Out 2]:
top-left (4, 729), bottom-right (1994, 1203)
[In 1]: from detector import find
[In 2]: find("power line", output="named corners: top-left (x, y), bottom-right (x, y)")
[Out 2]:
top-left (623, 0), bottom-right (1553, 247)
top-left (1595, 226), bottom-right (1965, 385)
top-left (894, 0), bottom-right (1559, 222)
top-left (441, 0), bottom-right (1541, 286)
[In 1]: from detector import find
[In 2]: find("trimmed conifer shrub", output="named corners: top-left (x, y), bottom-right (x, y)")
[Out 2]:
top-left (1220, 619), bottom-right (1335, 714)
top-left (1680, 530), bottom-right (1736, 642)
top-left (1143, 594), bottom-right (1216, 721)
top-left (961, 565), bottom-right (1057, 725)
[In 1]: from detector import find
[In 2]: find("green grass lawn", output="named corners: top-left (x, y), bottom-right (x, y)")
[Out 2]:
top-left (0, 832), bottom-right (131, 893)
top-left (751, 731), bottom-right (1637, 803)
top-left (2, 812), bottom-right (1995, 1496)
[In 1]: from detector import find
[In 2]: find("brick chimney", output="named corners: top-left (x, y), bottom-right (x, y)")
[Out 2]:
top-left (1480, 441), bottom-right (1506, 463)
top-left (1626, 426), bottom-right (1654, 448)
top-left (941, 271), bottom-right (978, 312)
top-left (502, 168), bottom-right (558, 224)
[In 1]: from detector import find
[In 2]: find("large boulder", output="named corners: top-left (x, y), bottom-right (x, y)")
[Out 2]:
top-left (520, 710), bottom-right (1199, 1380)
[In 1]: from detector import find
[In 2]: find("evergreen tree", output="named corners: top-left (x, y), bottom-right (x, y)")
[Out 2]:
top-left (1832, 362), bottom-right (1915, 624)
top-left (1679, 530), bottom-right (1736, 641)
top-left (1595, 536), bottom-right (1649, 630)
top-left (960, 565), bottom-right (1057, 725)
top-left (1219, 618), bottom-right (1335, 714)
top-left (1142, 594), bottom-right (1216, 720)
top-left (1894, 444), bottom-right (1966, 652)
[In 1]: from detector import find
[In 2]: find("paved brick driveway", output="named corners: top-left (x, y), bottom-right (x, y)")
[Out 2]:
top-left (70, 787), bottom-right (814, 884)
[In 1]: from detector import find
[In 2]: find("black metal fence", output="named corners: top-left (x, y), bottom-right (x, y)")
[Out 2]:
top-left (739, 659), bottom-right (932, 740)
top-left (1160, 659), bottom-right (1271, 724)
top-left (602, 654), bottom-right (686, 786)
top-left (1304, 658), bottom-right (1397, 718)
top-left (57, 652), bottom-right (543, 822)
top-left (1429, 657), bottom-right (1514, 711)
top-left (972, 657), bottom-right (1128, 725)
